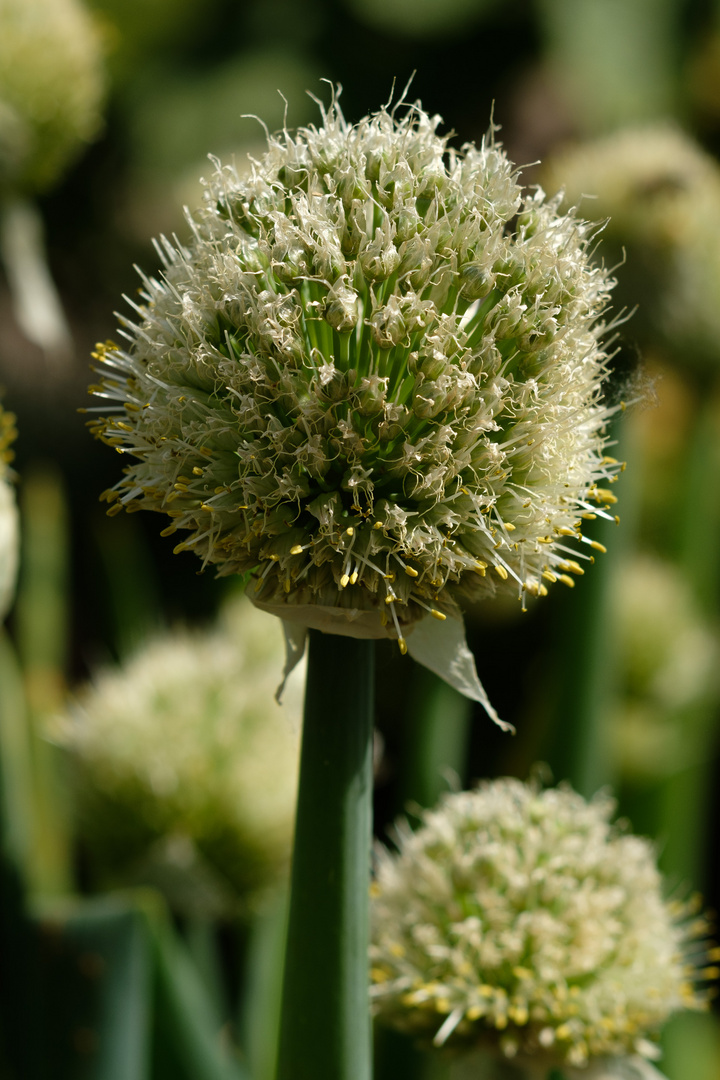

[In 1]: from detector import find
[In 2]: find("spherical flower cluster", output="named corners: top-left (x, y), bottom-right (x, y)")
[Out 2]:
top-left (370, 778), bottom-right (714, 1072)
top-left (544, 125), bottom-right (720, 373)
top-left (0, 0), bottom-right (105, 195)
top-left (89, 97), bottom-right (620, 654)
top-left (48, 595), bottom-right (301, 910)
top-left (0, 404), bottom-right (18, 621)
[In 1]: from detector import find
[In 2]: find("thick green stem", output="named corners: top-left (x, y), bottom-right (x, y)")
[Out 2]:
top-left (275, 630), bottom-right (374, 1080)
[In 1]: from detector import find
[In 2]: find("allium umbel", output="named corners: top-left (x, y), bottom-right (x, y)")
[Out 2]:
top-left (89, 97), bottom-right (621, 708)
top-left (370, 780), bottom-right (716, 1076)
top-left (49, 595), bottom-right (301, 906)
top-left (0, 0), bottom-right (105, 195)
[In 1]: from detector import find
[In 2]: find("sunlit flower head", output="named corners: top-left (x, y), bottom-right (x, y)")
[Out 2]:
top-left (0, 405), bottom-right (18, 621)
top-left (371, 778), bottom-right (714, 1073)
top-left (48, 595), bottom-right (301, 911)
top-left (0, 0), bottom-right (105, 194)
top-left (89, 94), bottom-right (620, 657)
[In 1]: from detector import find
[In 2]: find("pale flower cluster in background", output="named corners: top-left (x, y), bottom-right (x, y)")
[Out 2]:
top-left (0, 0), bottom-right (105, 195)
top-left (49, 594), bottom-right (301, 913)
top-left (371, 778), bottom-right (712, 1074)
top-left (545, 125), bottom-right (720, 373)
top-left (608, 554), bottom-right (720, 780)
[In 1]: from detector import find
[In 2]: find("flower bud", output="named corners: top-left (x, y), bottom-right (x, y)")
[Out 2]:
top-left (323, 278), bottom-right (359, 332)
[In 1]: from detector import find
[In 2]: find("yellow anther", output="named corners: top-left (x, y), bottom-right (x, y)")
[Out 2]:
top-left (475, 562), bottom-right (487, 575)
top-left (430, 609), bottom-right (446, 621)
top-left (467, 1005), bottom-right (484, 1021)
top-left (173, 541), bottom-right (188, 554)
top-left (214, 487), bottom-right (225, 495)
top-left (539, 584), bottom-right (548, 596)
top-left (404, 565), bottom-right (419, 578)
top-left (371, 967), bottom-right (389, 983)
top-left (200, 503), bottom-right (214, 512)
top-left (160, 524), bottom-right (177, 537)
top-left (558, 574), bottom-right (575, 588)
top-left (106, 502), bottom-right (123, 517)
top-left (192, 466), bottom-right (203, 476)
top-left (509, 1006), bottom-right (528, 1025)
top-left (593, 488), bottom-right (618, 504)
top-left (504, 522), bottom-right (516, 531)
top-left (398, 637), bottom-right (407, 655)
top-left (284, 578), bottom-right (291, 593)
top-left (345, 526), bottom-right (355, 536)
top-left (558, 526), bottom-right (577, 537)
top-left (702, 966), bottom-right (720, 979)
top-left (373, 521), bottom-right (384, 530)
top-left (385, 594), bottom-right (396, 604)
top-left (614, 515), bottom-right (621, 525)
top-left (589, 540), bottom-right (607, 553)
top-left (385, 571), bottom-right (396, 582)
top-left (340, 573), bottom-right (350, 588)
top-left (174, 483), bottom-right (188, 492)
top-left (350, 571), bottom-right (358, 585)
top-left (494, 564), bottom-right (508, 580)
top-left (290, 545), bottom-right (303, 555)
top-left (582, 512), bottom-right (597, 520)
top-left (559, 560), bottom-right (584, 575)
top-left (542, 570), bottom-right (557, 583)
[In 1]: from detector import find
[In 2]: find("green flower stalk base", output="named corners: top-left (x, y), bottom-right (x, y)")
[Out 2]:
top-left (275, 630), bottom-right (374, 1080)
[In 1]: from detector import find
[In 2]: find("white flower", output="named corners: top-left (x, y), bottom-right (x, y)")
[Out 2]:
top-left (370, 778), bottom-right (714, 1071)
top-left (48, 594), bottom-right (302, 906)
top-left (88, 95), bottom-right (621, 714)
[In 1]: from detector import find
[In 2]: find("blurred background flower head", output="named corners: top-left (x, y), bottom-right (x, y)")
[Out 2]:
top-left (48, 593), bottom-right (302, 916)
top-left (0, 0), bottom-right (106, 196)
top-left (544, 126), bottom-right (720, 377)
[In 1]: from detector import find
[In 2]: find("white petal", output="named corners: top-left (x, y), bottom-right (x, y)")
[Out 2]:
top-left (405, 615), bottom-right (512, 731)
top-left (276, 620), bottom-right (308, 703)
top-left (0, 480), bottom-right (19, 622)
top-left (0, 199), bottom-right (72, 361)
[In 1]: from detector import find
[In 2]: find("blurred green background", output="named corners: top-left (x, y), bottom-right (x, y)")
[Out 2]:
top-left (2, 0), bottom-right (720, 1077)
